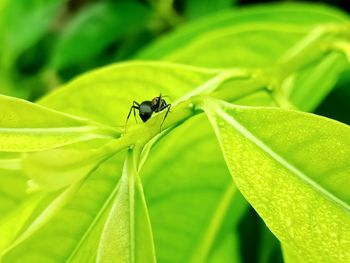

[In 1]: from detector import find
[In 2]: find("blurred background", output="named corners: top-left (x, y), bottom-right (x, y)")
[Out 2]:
top-left (0, 0), bottom-right (348, 101)
top-left (0, 1), bottom-right (349, 262)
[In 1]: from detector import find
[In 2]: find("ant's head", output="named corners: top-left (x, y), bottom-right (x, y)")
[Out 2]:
top-left (151, 95), bottom-right (166, 110)
top-left (151, 96), bottom-right (160, 107)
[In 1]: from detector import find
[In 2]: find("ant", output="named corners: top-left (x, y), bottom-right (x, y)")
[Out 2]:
top-left (125, 94), bottom-right (171, 131)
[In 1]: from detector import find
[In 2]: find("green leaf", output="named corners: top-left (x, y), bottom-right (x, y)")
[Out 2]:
top-left (22, 138), bottom-right (117, 190)
top-left (283, 52), bottom-right (349, 111)
top-left (2, 60), bottom-right (269, 261)
top-left (0, 194), bottom-right (44, 254)
top-left (29, 62), bottom-right (253, 262)
top-left (35, 61), bottom-right (266, 191)
top-left (1, 153), bottom-right (125, 262)
top-left (185, 0), bottom-right (234, 20)
top-left (137, 3), bottom-right (350, 111)
top-left (161, 23), bottom-right (309, 68)
top-left (208, 230), bottom-right (242, 263)
top-left (97, 147), bottom-right (156, 262)
top-left (282, 243), bottom-right (304, 263)
top-left (0, 183), bottom-right (80, 257)
top-left (0, 0), bottom-right (64, 68)
top-left (200, 98), bottom-right (350, 262)
top-left (137, 3), bottom-right (349, 60)
top-left (20, 62), bottom-right (230, 191)
top-left (0, 94), bottom-right (116, 152)
top-left (39, 62), bottom-right (227, 126)
top-left (0, 62), bottom-right (218, 261)
top-left (0, 153), bottom-right (26, 216)
top-left (141, 115), bottom-right (247, 262)
top-left (50, 1), bottom-right (151, 69)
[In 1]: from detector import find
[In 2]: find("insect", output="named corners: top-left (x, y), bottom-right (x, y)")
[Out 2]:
top-left (125, 94), bottom-right (171, 131)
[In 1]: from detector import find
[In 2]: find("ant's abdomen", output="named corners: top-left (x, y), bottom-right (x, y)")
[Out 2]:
top-left (139, 101), bottom-right (153, 122)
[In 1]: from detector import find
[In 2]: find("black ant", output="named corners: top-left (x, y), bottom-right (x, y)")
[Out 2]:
top-left (125, 94), bottom-right (171, 131)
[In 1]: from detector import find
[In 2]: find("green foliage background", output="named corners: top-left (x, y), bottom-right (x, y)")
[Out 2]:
top-left (0, 0), bottom-right (349, 262)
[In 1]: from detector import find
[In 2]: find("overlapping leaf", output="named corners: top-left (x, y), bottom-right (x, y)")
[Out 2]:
top-left (0, 94), bottom-right (116, 152)
top-left (138, 3), bottom-right (350, 111)
top-left (142, 115), bottom-right (246, 263)
top-left (138, 3), bottom-right (349, 60)
top-left (97, 148), bottom-right (156, 263)
top-left (1, 62), bottom-right (247, 261)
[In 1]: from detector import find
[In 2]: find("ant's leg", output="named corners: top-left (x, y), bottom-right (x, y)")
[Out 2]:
top-left (125, 104), bottom-right (139, 133)
top-left (132, 101), bottom-right (140, 123)
top-left (126, 105), bottom-right (139, 121)
top-left (157, 94), bottom-right (162, 112)
top-left (160, 104), bottom-right (171, 131)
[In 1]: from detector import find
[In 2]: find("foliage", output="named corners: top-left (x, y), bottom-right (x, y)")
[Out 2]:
top-left (0, 1), bottom-right (350, 263)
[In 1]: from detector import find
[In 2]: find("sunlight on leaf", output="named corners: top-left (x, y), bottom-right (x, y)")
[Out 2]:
top-left (0, 94), bottom-right (116, 152)
top-left (200, 98), bottom-right (350, 262)
top-left (1, 153), bottom-right (125, 262)
top-left (142, 115), bottom-right (247, 262)
top-left (39, 62), bottom-right (222, 126)
top-left (97, 147), bottom-right (156, 263)
top-left (138, 3), bottom-right (349, 60)
top-left (22, 138), bottom-right (117, 190)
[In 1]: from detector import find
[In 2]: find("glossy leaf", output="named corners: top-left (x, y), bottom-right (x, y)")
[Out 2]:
top-left (138, 3), bottom-right (349, 60)
top-left (51, 1), bottom-right (151, 69)
top-left (201, 98), bottom-right (350, 262)
top-left (1, 153), bottom-right (125, 262)
top-left (22, 138), bottom-right (116, 190)
top-left (0, 0), bottom-right (64, 68)
top-left (32, 61), bottom-right (272, 262)
top-left (142, 115), bottom-right (247, 262)
top-left (138, 3), bottom-right (350, 111)
top-left (21, 63), bottom-right (241, 191)
top-left (283, 52), bottom-right (349, 112)
top-left (97, 148), bottom-right (156, 263)
top-left (0, 153), bottom-right (26, 216)
top-left (0, 182), bottom-right (81, 257)
top-left (1, 61), bottom-right (244, 262)
top-left (39, 62), bottom-right (225, 126)
top-left (0, 94), bottom-right (116, 152)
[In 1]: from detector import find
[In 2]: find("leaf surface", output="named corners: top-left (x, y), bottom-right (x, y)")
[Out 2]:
top-left (1, 61), bottom-right (240, 261)
top-left (0, 94), bottom-right (115, 152)
top-left (138, 3), bottom-right (350, 111)
top-left (39, 62), bottom-right (223, 126)
top-left (201, 98), bottom-right (350, 262)
top-left (22, 138), bottom-right (116, 190)
top-left (97, 148), bottom-right (156, 263)
top-left (138, 3), bottom-right (349, 60)
top-left (0, 153), bottom-right (26, 216)
top-left (284, 52), bottom-right (348, 111)
top-left (1, 153), bottom-right (125, 262)
top-left (142, 115), bottom-right (247, 262)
